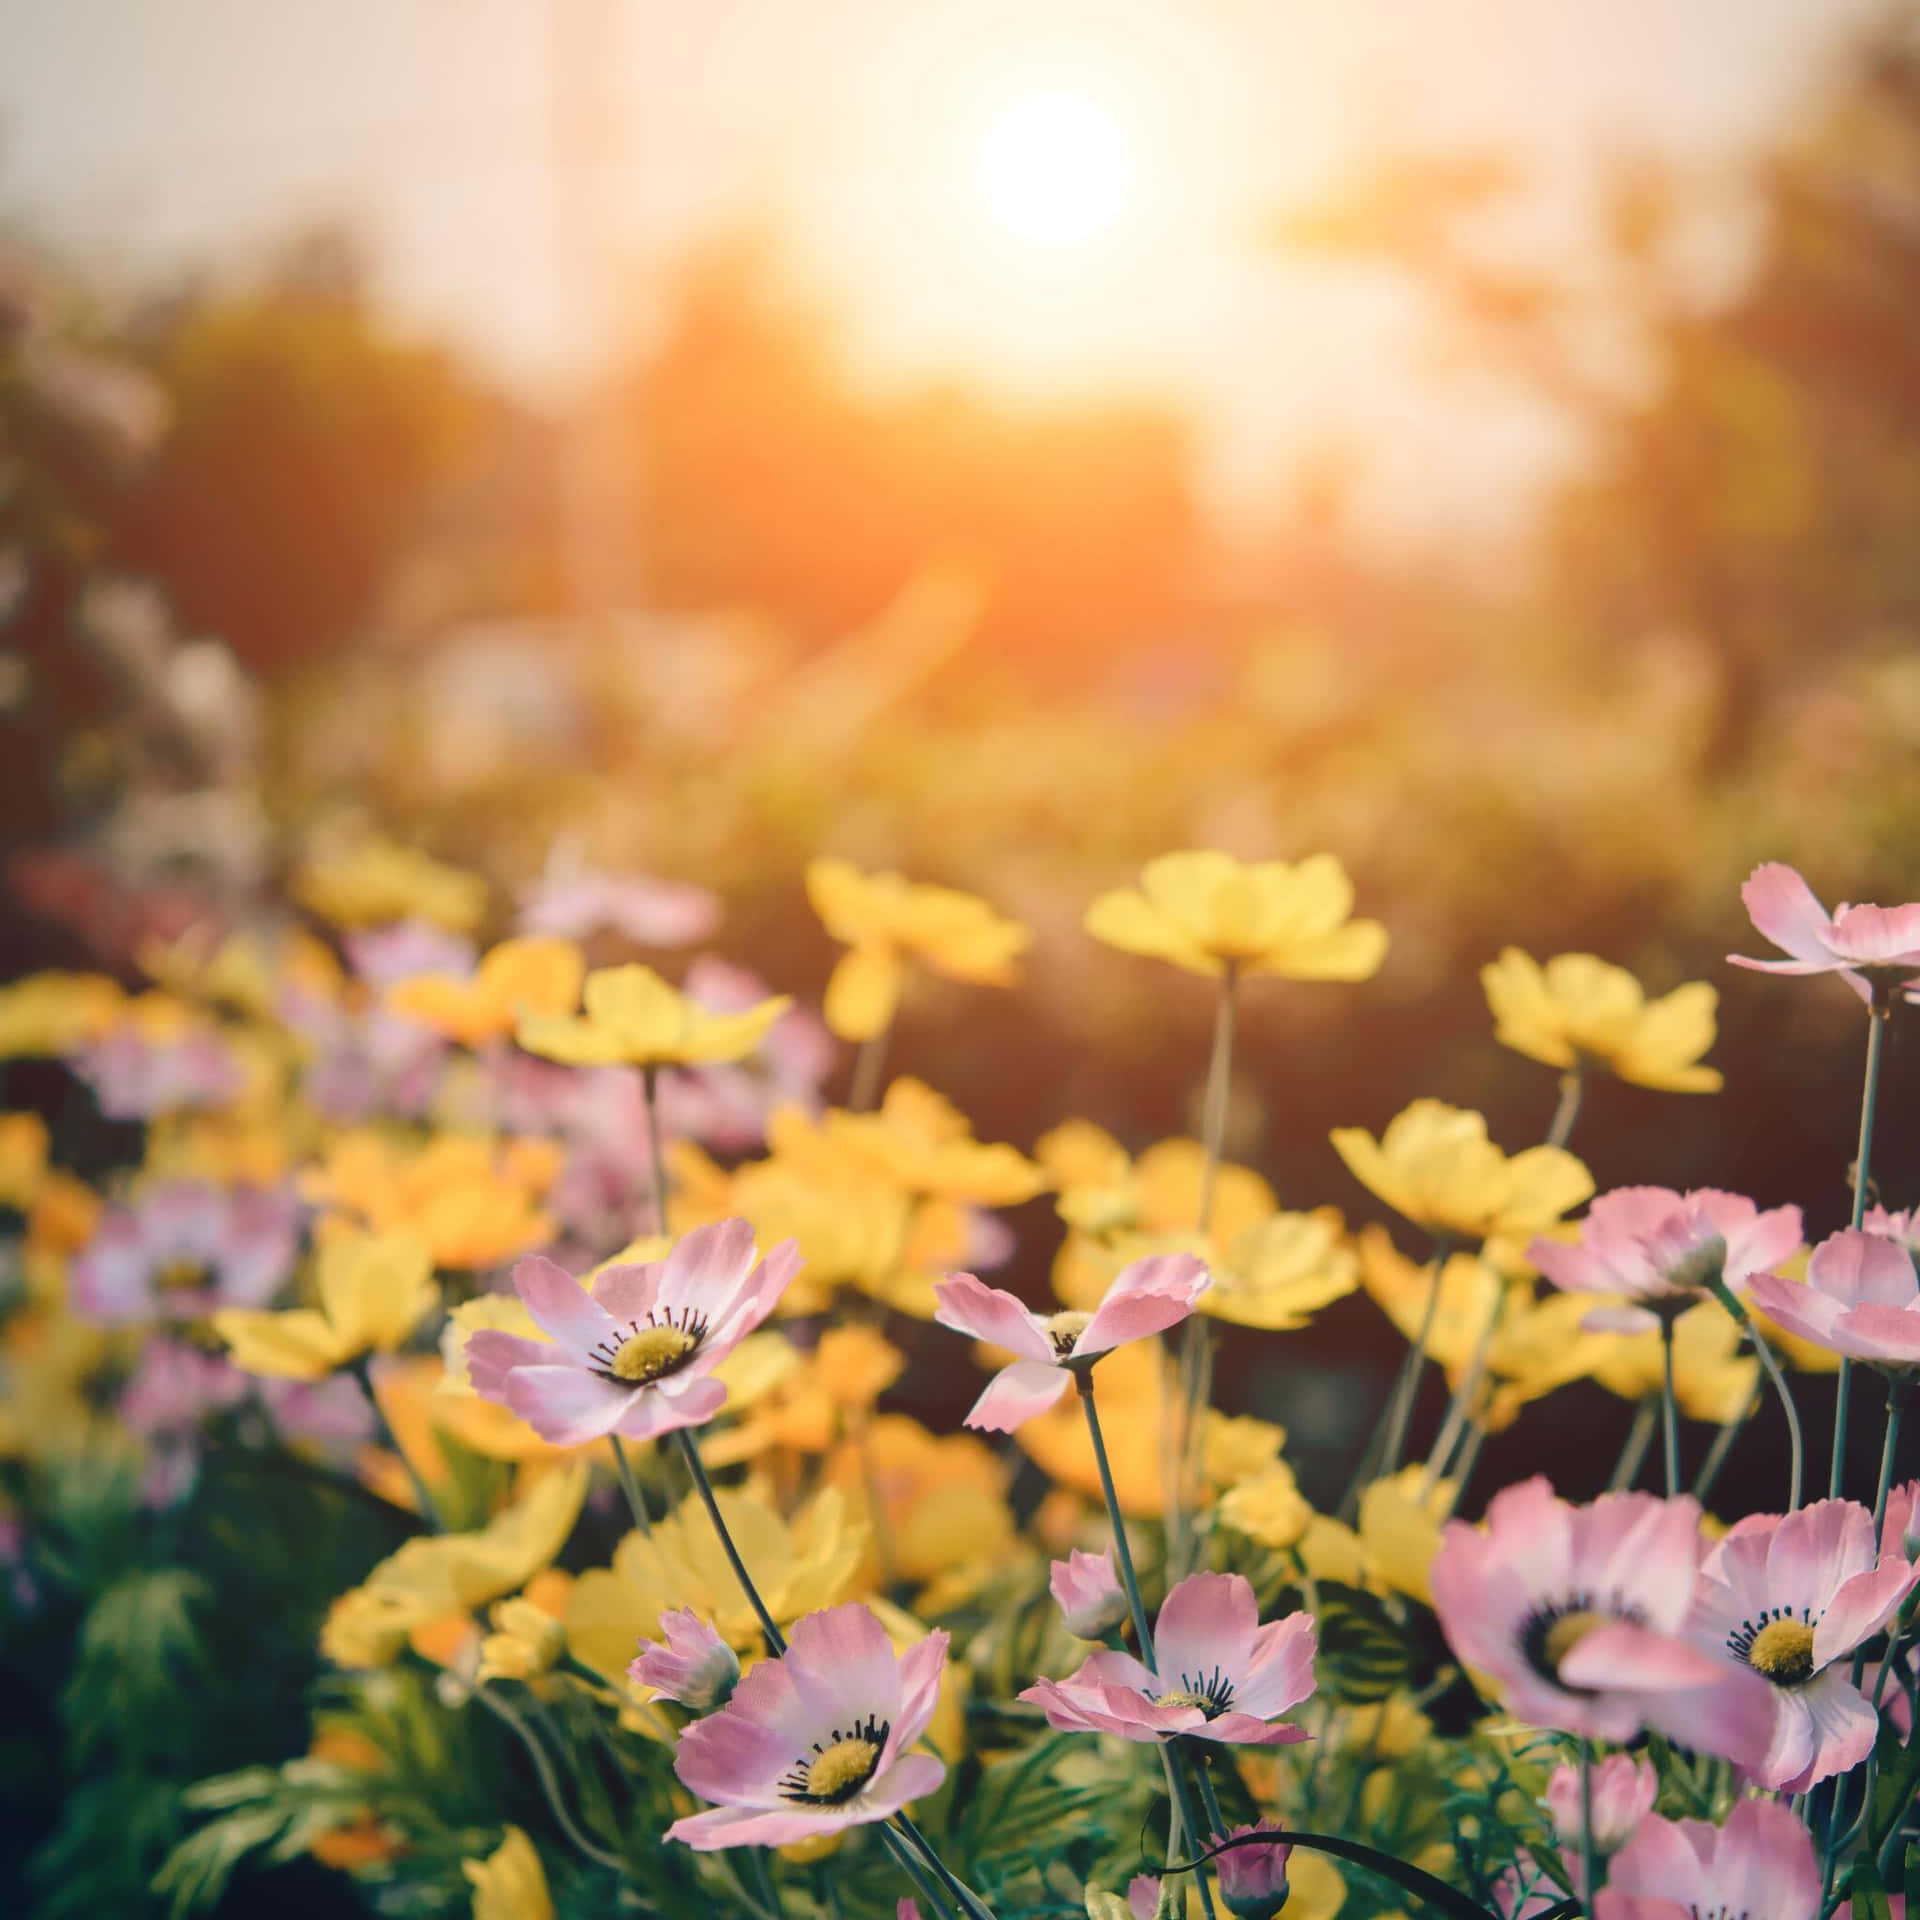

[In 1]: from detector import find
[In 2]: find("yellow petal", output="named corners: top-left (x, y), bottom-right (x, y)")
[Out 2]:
top-left (824, 942), bottom-right (903, 1041)
top-left (1083, 886), bottom-right (1220, 975)
top-left (214, 1307), bottom-right (346, 1381)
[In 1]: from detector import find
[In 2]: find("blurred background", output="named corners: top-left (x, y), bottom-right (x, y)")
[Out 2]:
top-left (5, 0), bottom-right (1920, 1521)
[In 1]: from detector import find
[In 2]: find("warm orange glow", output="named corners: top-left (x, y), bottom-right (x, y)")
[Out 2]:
top-left (978, 92), bottom-right (1131, 246)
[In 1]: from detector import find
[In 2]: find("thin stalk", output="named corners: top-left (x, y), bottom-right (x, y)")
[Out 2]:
top-left (475, 1686), bottom-right (625, 1871)
top-left (1421, 1288), bottom-right (1502, 1500)
top-left (1608, 1399), bottom-right (1659, 1493)
top-left (1710, 1278), bottom-right (1803, 1512)
top-left (348, 1357), bottom-right (443, 1530)
top-left (1874, 1379), bottom-right (1910, 1534)
top-left (891, 1814), bottom-right (997, 1920)
top-left (672, 1427), bottom-right (787, 1656)
top-left (880, 1826), bottom-right (958, 1919)
top-left (1197, 963), bottom-right (1239, 1237)
top-left (1690, 1395), bottom-right (1756, 1505)
top-left (1444, 1421), bottom-right (1488, 1515)
top-left (849, 1023), bottom-right (891, 1114)
top-left (1836, 998), bottom-right (1892, 1499)
top-left (1191, 1753), bottom-right (1231, 1841)
top-left (1363, 1237), bottom-right (1454, 1499)
top-left (641, 1063), bottom-right (671, 1235)
top-left (609, 1433), bottom-right (652, 1536)
top-left (1660, 1318), bottom-right (1681, 1498)
top-left (1545, 1067), bottom-right (1585, 1152)
top-left (1579, 1739), bottom-right (1599, 1908)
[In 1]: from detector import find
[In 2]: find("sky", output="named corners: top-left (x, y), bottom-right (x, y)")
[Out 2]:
top-left (0, 0), bottom-right (1891, 544)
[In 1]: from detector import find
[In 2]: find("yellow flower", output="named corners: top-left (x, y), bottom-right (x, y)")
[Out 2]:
top-left (805, 855), bottom-right (1029, 1042)
top-left (1357, 1226), bottom-right (1506, 1378)
top-left (294, 836), bottom-right (487, 932)
top-left (0, 971), bottom-right (124, 1056)
top-left (137, 926), bottom-right (283, 1020)
top-left (1331, 1099), bottom-right (1593, 1245)
top-left (1482, 949), bottom-right (1722, 1093)
top-left (1590, 1299), bottom-right (1760, 1424)
top-left (1218, 1461), bottom-right (1313, 1550)
top-left (462, 1828), bottom-right (554, 1920)
top-left (564, 1485), bottom-right (865, 1677)
top-left (321, 1463), bottom-right (587, 1668)
top-left (216, 1231), bottom-right (438, 1381)
top-left (1284, 1852), bottom-right (1347, 1920)
top-left (817, 1324), bottom-right (907, 1408)
top-left (1200, 1207), bottom-right (1360, 1331)
top-left (1085, 849), bottom-right (1387, 981)
top-left (388, 937), bottom-right (586, 1047)
top-left (1358, 1467), bottom-right (1454, 1606)
top-left (1298, 1514), bottom-right (1370, 1585)
top-left (0, 1112), bottom-right (49, 1211)
top-left (518, 962), bottom-right (789, 1068)
top-left (475, 1575), bottom-right (572, 1685)
top-left (1201, 1411), bottom-right (1288, 1487)
top-left (824, 1077), bottom-right (1044, 1206)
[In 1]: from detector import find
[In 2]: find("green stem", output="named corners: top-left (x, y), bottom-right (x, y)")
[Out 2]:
top-left (1545, 1067), bottom-right (1584, 1152)
top-left (1197, 963), bottom-right (1239, 1237)
top-left (1836, 997), bottom-right (1892, 1500)
top-left (891, 1815), bottom-right (997, 1920)
top-left (1874, 1379), bottom-right (1909, 1534)
top-left (1190, 1750), bottom-right (1230, 1840)
top-left (849, 1022), bottom-right (891, 1114)
top-left (1660, 1318), bottom-right (1681, 1498)
top-left (1608, 1399), bottom-right (1658, 1493)
top-left (348, 1357), bottom-right (443, 1530)
top-left (1421, 1285), bottom-right (1502, 1500)
top-left (609, 1432), bottom-right (652, 1536)
top-left (475, 1686), bottom-right (625, 1871)
top-left (1363, 1236), bottom-right (1455, 1499)
top-left (1689, 1394), bottom-right (1756, 1504)
top-left (672, 1427), bottom-right (787, 1656)
top-left (1445, 1422), bottom-right (1488, 1515)
top-left (641, 1062), bottom-right (671, 1235)
top-left (1711, 1278), bottom-right (1803, 1512)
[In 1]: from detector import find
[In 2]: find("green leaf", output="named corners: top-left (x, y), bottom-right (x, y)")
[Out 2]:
top-left (1314, 1582), bottom-right (1417, 1703)
top-left (1175, 1826), bottom-right (1499, 1920)
top-left (1850, 1852), bottom-right (1894, 1920)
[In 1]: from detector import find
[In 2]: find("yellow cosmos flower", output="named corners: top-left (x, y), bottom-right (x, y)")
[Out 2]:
top-left (1297, 1514), bottom-right (1370, 1585)
top-left (1589, 1299), bottom-right (1760, 1424)
top-left (805, 855), bottom-right (1029, 1042)
top-left (517, 961), bottom-right (789, 1068)
top-left (294, 836), bottom-right (488, 932)
top-left (320, 1463), bottom-right (587, 1668)
top-left (564, 1484), bottom-right (865, 1677)
top-left (824, 1078), bottom-right (1044, 1207)
top-left (215, 1231), bottom-right (438, 1381)
top-left (1218, 1459), bottom-right (1313, 1550)
top-left (1199, 1207), bottom-right (1360, 1331)
top-left (0, 970), bottom-right (124, 1056)
top-left (136, 925), bottom-right (298, 1021)
top-left (1201, 1411), bottom-right (1288, 1486)
top-left (145, 1111), bottom-right (299, 1186)
top-left (462, 1828), bottom-right (555, 1920)
top-left (475, 1572), bottom-right (572, 1685)
top-left (1331, 1099), bottom-right (1593, 1245)
top-left (1358, 1467), bottom-right (1454, 1606)
top-left (1085, 848), bottom-right (1387, 981)
top-left (1481, 949), bottom-right (1722, 1093)
top-left (387, 937), bottom-right (586, 1047)
top-left (0, 1112), bottom-right (49, 1211)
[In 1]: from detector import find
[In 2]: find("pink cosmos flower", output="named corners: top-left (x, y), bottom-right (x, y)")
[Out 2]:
top-left (1215, 1821), bottom-right (1293, 1920)
top-left (1595, 1798), bottom-right (1819, 1920)
top-left (1687, 1499), bottom-right (1920, 1793)
top-left (932, 1253), bottom-right (1211, 1432)
top-left (118, 1338), bottom-right (251, 1436)
top-left (630, 1608), bottom-right (741, 1711)
top-left (72, 1181), bottom-right (298, 1324)
top-left (344, 922), bottom-right (476, 989)
top-left (1730, 863), bottom-right (1920, 1005)
top-left (1532, 1187), bottom-right (1802, 1334)
top-left (518, 850), bottom-right (720, 948)
top-left (72, 1024), bottom-right (244, 1118)
top-left (1866, 1205), bottom-right (1920, 1254)
top-left (1428, 1478), bottom-right (1773, 1757)
top-left (1744, 1228), bottom-right (1920, 1371)
top-left (466, 1218), bottom-right (799, 1445)
top-left (1544, 1752), bottom-right (1657, 1857)
top-left (1019, 1571), bottom-right (1315, 1747)
top-left (1050, 1548), bottom-right (1127, 1640)
top-left (666, 1604), bottom-right (947, 1849)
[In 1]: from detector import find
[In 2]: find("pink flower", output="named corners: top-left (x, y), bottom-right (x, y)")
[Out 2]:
top-left (467, 1218), bottom-right (799, 1445)
top-left (630, 1608), bottom-right (740, 1711)
top-left (72, 1181), bottom-right (298, 1324)
top-left (666, 1604), bottom-right (948, 1849)
top-left (932, 1253), bottom-right (1211, 1432)
top-left (1730, 863), bottom-right (1920, 1005)
top-left (1686, 1499), bottom-right (1920, 1793)
top-left (1880, 1479), bottom-right (1920, 1564)
top-left (118, 1338), bottom-right (250, 1436)
top-left (519, 850), bottom-right (719, 948)
top-left (72, 1025), bottom-right (244, 1118)
top-left (1531, 1187), bottom-right (1802, 1334)
top-left (1215, 1821), bottom-right (1293, 1920)
top-left (1428, 1478), bottom-right (1773, 1757)
top-left (1544, 1752), bottom-right (1657, 1856)
top-left (1019, 1571), bottom-right (1315, 1747)
top-left (1866, 1205), bottom-right (1920, 1255)
top-left (1744, 1228), bottom-right (1920, 1371)
top-left (1050, 1548), bottom-right (1127, 1640)
top-left (344, 922), bottom-right (476, 988)
top-left (1595, 1799), bottom-right (1819, 1920)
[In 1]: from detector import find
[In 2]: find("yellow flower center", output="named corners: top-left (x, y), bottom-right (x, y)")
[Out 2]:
top-left (609, 1324), bottom-right (698, 1383)
top-left (155, 1258), bottom-right (207, 1292)
top-left (1155, 1688), bottom-right (1214, 1713)
top-left (1044, 1310), bottom-right (1093, 1357)
top-left (1540, 1608), bottom-right (1608, 1676)
top-left (801, 1737), bottom-right (880, 1802)
top-left (1746, 1618), bottom-right (1817, 1686)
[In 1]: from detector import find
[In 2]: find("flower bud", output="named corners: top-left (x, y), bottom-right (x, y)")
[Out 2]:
top-left (1215, 1821), bottom-right (1292, 1920)
top-left (1050, 1548), bottom-right (1127, 1640)
top-left (629, 1607), bottom-right (740, 1711)
top-left (1543, 1753), bottom-right (1656, 1855)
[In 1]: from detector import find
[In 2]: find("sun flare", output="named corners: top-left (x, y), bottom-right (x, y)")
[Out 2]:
top-left (978, 91), bottom-right (1131, 246)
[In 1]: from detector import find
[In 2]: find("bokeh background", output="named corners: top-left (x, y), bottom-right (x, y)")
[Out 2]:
top-left (5, 9), bottom-right (1920, 1890)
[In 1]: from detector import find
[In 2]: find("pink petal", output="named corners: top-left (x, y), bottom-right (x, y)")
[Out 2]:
top-left (1808, 1230), bottom-right (1919, 1308)
top-left (962, 1359), bottom-right (1070, 1431)
top-left (657, 1218), bottom-right (759, 1317)
top-left (1769, 1667), bottom-right (1880, 1794)
top-left (1817, 1551), bottom-right (1920, 1666)
top-left (512, 1254), bottom-right (619, 1361)
top-left (1713, 1798), bottom-right (1823, 1918)
top-left (1190, 1710), bottom-right (1312, 1747)
top-left (588, 1257), bottom-right (666, 1325)
top-left (668, 1804), bottom-right (859, 1850)
top-left (673, 1704), bottom-right (798, 1804)
top-left (706, 1238), bottom-right (804, 1352)
top-left (1077, 1252), bottom-right (1209, 1356)
top-left (1234, 1612), bottom-right (1319, 1720)
top-left (1556, 1619), bottom-right (1731, 1695)
top-left (502, 1363), bottom-right (643, 1445)
top-left (1635, 1659), bottom-right (1779, 1769)
top-left (1739, 864), bottom-right (1838, 965)
top-left (465, 1329), bottom-right (557, 1404)
top-left (1828, 903), bottom-right (1920, 967)
top-left (1152, 1572), bottom-right (1257, 1690)
top-left (613, 1373), bottom-right (728, 1441)
top-left (1743, 1273), bottom-right (1843, 1350)
top-left (932, 1273), bottom-right (1054, 1364)
top-left (781, 1605), bottom-right (903, 1735)
top-left (893, 1632), bottom-right (951, 1754)
top-left (1830, 1302), bottom-right (1920, 1366)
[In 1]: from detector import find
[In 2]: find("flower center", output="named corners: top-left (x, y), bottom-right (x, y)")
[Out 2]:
top-left (1539, 1609), bottom-right (1607, 1672)
top-left (155, 1258), bottom-right (208, 1292)
top-left (1153, 1667), bottom-right (1236, 1719)
top-left (1737, 1615), bottom-right (1818, 1686)
top-left (589, 1306), bottom-right (710, 1385)
top-left (1044, 1310), bottom-right (1093, 1358)
top-left (1517, 1596), bottom-right (1643, 1689)
top-left (778, 1715), bottom-right (890, 1804)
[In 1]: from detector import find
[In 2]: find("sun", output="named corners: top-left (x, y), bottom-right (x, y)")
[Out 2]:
top-left (978, 92), bottom-right (1131, 246)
